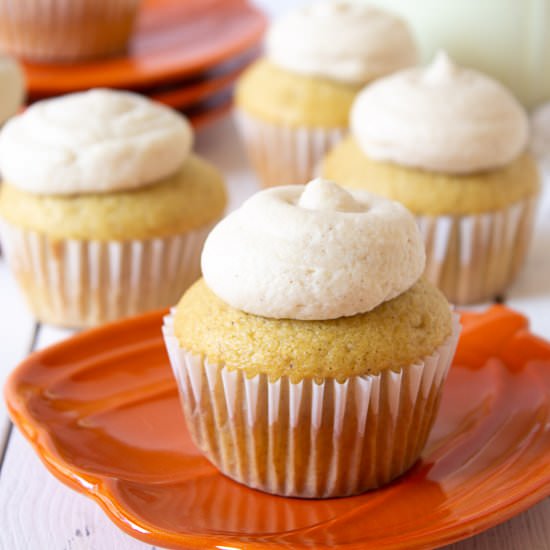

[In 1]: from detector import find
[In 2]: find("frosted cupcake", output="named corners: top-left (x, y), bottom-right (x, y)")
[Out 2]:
top-left (163, 178), bottom-right (460, 498)
top-left (0, 89), bottom-right (226, 327)
top-left (0, 0), bottom-right (140, 62)
top-left (235, 0), bottom-right (417, 189)
top-left (323, 52), bottom-right (540, 304)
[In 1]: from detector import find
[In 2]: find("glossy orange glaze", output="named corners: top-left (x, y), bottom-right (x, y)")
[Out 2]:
top-left (5, 306), bottom-right (550, 549)
top-left (22, 0), bottom-right (267, 94)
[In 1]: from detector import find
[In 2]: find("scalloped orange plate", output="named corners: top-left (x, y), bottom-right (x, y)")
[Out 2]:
top-left (22, 0), bottom-right (267, 94)
top-left (27, 46), bottom-right (259, 112)
top-left (5, 306), bottom-right (550, 549)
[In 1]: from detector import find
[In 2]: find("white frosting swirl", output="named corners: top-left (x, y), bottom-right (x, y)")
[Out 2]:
top-left (351, 51), bottom-right (529, 173)
top-left (265, 1), bottom-right (417, 85)
top-left (0, 89), bottom-right (193, 195)
top-left (202, 179), bottom-right (425, 320)
top-left (0, 56), bottom-right (24, 125)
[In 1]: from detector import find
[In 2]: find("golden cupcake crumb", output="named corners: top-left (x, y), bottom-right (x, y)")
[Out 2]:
top-left (174, 277), bottom-right (452, 383)
top-left (322, 137), bottom-right (540, 215)
top-left (0, 154), bottom-right (226, 240)
top-left (236, 59), bottom-right (361, 128)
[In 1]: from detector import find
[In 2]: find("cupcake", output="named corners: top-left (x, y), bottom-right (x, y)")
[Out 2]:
top-left (163, 178), bottom-right (460, 498)
top-left (0, 0), bottom-right (140, 62)
top-left (0, 89), bottom-right (226, 327)
top-left (0, 55), bottom-right (24, 125)
top-left (322, 52), bottom-right (540, 304)
top-left (235, 0), bottom-right (417, 189)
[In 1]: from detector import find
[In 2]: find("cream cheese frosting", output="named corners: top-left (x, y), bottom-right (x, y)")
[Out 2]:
top-left (0, 56), bottom-right (24, 125)
top-left (351, 51), bottom-right (529, 174)
top-left (202, 178), bottom-right (425, 320)
top-left (0, 89), bottom-right (193, 195)
top-left (265, 1), bottom-right (417, 85)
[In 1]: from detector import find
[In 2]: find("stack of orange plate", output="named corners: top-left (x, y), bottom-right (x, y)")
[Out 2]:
top-left (22, 0), bottom-right (267, 128)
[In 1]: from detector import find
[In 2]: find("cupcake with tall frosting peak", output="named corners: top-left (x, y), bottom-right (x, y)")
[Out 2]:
top-left (266, 1), bottom-right (417, 86)
top-left (0, 89), bottom-right (227, 327)
top-left (323, 52), bottom-right (540, 304)
top-left (235, 0), bottom-right (417, 189)
top-left (163, 178), bottom-right (460, 498)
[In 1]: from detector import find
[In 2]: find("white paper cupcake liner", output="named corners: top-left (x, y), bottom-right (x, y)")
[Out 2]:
top-left (0, 0), bottom-right (139, 61)
top-left (418, 196), bottom-right (538, 304)
top-left (0, 220), bottom-right (213, 327)
top-left (236, 110), bottom-right (346, 188)
top-left (163, 311), bottom-right (460, 498)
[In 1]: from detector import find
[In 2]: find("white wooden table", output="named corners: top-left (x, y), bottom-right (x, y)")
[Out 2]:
top-left (1, 114), bottom-right (550, 550)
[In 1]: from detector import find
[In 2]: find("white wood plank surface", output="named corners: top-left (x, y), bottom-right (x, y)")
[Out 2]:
top-left (1, 431), bottom-right (154, 550)
top-left (0, 262), bottom-right (37, 454)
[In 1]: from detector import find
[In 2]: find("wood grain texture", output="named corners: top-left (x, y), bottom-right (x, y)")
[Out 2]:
top-left (0, 432), bottom-right (155, 550)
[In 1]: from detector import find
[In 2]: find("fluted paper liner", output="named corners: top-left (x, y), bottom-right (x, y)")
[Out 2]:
top-left (236, 110), bottom-right (346, 188)
top-left (163, 312), bottom-right (460, 498)
top-left (419, 196), bottom-right (538, 305)
top-left (0, 0), bottom-right (139, 61)
top-left (0, 220), bottom-right (213, 327)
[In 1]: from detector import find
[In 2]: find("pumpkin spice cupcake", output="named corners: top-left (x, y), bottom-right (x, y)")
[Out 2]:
top-left (0, 89), bottom-right (226, 327)
top-left (322, 52), bottom-right (540, 304)
top-left (235, 0), bottom-right (417, 188)
top-left (163, 178), bottom-right (460, 498)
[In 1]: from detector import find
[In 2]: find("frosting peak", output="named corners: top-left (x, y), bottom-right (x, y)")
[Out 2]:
top-left (265, 1), bottom-right (417, 85)
top-left (298, 178), bottom-right (363, 212)
top-left (423, 50), bottom-right (457, 84)
top-left (201, 179), bottom-right (425, 321)
top-left (351, 51), bottom-right (529, 174)
top-left (0, 89), bottom-right (193, 195)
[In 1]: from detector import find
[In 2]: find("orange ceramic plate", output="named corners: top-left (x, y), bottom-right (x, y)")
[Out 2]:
top-left (148, 63), bottom-right (244, 109)
top-left (5, 306), bottom-right (550, 550)
top-left (23, 0), bottom-right (267, 94)
top-left (27, 46), bottom-right (259, 109)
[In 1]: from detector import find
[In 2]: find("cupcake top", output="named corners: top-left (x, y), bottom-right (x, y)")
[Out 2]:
top-left (265, 0), bottom-right (417, 85)
top-left (0, 89), bottom-right (193, 195)
top-left (202, 178), bottom-right (425, 320)
top-left (0, 56), bottom-right (25, 125)
top-left (175, 277), bottom-right (452, 381)
top-left (351, 51), bottom-right (529, 174)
